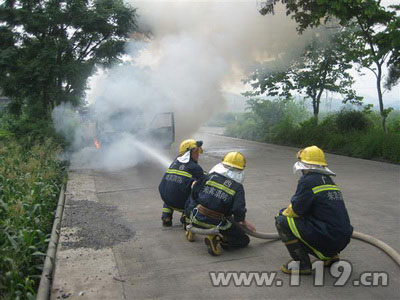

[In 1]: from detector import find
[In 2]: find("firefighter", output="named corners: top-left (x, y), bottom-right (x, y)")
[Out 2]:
top-left (159, 139), bottom-right (205, 227)
top-left (275, 146), bottom-right (353, 274)
top-left (185, 151), bottom-right (256, 256)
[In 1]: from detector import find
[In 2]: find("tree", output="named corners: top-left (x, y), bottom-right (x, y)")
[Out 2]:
top-left (245, 29), bottom-right (362, 121)
top-left (385, 5), bottom-right (400, 90)
top-left (0, 0), bottom-right (137, 121)
top-left (259, 0), bottom-right (399, 132)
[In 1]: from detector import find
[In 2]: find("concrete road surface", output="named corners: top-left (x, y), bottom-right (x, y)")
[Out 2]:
top-left (51, 128), bottom-right (400, 300)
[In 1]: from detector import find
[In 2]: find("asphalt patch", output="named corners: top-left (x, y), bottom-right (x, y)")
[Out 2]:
top-left (61, 200), bottom-right (135, 249)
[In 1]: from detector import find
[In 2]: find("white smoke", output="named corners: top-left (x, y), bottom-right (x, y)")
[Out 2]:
top-left (51, 103), bottom-right (90, 150)
top-left (53, 0), bottom-right (312, 171)
top-left (89, 1), bottom-right (309, 134)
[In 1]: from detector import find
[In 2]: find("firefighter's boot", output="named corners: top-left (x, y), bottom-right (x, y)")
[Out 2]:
top-left (312, 255), bottom-right (340, 267)
top-left (162, 217), bottom-right (172, 227)
top-left (185, 230), bottom-right (195, 242)
top-left (324, 255), bottom-right (340, 267)
top-left (220, 235), bottom-right (232, 251)
top-left (205, 235), bottom-right (222, 256)
top-left (161, 205), bottom-right (173, 227)
top-left (280, 239), bottom-right (312, 275)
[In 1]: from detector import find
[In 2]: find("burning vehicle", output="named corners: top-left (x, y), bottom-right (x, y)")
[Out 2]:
top-left (84, 108), bottom-right (175, 150)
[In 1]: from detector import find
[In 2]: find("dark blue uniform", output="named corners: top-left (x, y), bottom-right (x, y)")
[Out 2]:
top-left (276, 172), bottom-right (353, 259)
top-left (185, 172), bottom-right (249, 248)
top-left (159, 158), bottom-right (204, 219)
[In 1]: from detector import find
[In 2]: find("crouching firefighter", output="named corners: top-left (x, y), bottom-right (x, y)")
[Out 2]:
top-left (185, 152), bottom-right (256, 256)
top-left (275, 146), bottom-right (353, 275)
top-left (159, 139), bottom-right (205, 227)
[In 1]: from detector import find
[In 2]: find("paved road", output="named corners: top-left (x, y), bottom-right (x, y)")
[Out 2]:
top-left (51, 129), bottom-right (400, 300)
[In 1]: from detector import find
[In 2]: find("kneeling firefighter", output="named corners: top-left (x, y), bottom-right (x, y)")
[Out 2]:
top-left (159, 139), bottom-right (205, 227)
top-left (185, 152), bottom-right (256, 256)
top-left (276, 146), bottom-right (353, 274)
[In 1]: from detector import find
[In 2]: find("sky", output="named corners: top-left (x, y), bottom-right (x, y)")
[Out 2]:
top-left (350, 69), bottom-right (399, 106)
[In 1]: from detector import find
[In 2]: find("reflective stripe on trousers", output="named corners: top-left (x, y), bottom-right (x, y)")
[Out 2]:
top-left (286, 216), bottom-right (330, 260)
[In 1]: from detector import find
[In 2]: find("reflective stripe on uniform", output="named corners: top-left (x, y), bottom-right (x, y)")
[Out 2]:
top-left (169, 206), bottom-right (184, 213)
top-left (286, 216), bottom-right (330, 260)
top-left (193, 217), bottom-right (216, 229)
top-left (312, 184), bottom-right (339, 194)
top-left (190, 211), bottom-right (232, 230)
top-left (205, 180), bottom-right (236, 196)
top-left (162, 207), bottom-right (173, 213)
top-left (193, 217), bottom-right (232, 230)
top-left (166, 169), bottom-right (193, 178)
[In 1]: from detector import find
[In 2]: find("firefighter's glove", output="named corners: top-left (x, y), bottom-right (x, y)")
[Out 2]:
top-left (282, 204), bottom-right (299, 218)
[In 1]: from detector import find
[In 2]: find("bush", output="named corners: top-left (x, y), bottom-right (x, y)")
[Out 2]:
top-left (380, 132), bottom-right (400, 162)
top-left (205, 112), bottom-right (239, 127)
top-left (387, 110), bottom-right (400, 132)
top-left (390, 119), bottom-right (400, 132)
top-left (225, 100), bottom-right (400, 164)
top-left (271, 116), bottom-right (296, 144)
top-left (225, 113), bottom-right (265, 141)
top-left (0, 112), bottom-right (66, 149)
top-left (226, 98), bottom-right (312, 143)
top-left (335, 109), bottom-right (371, 133)
top-left (0, 137), bottom-right (66, 299)
top-left (288, 117), bottom-right (324, 146)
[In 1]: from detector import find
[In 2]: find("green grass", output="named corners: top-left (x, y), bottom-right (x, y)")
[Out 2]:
top-left (0, 130), bottom-right (12, 137)
top-left (0, 138), bottom-right (66, 300)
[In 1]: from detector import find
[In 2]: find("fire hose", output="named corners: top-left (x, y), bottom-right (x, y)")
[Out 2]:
top-left (186, 224), bottom-right (400, 267)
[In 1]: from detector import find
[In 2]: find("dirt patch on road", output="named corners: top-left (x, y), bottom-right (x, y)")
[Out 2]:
top-left (61, 200), bottom-right (135, 249)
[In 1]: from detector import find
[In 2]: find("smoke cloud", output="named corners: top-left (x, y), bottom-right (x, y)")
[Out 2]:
top-left (53, 0), bottom-right (312, 171)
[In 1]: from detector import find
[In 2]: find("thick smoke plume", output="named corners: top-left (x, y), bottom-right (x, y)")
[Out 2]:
top-left (53, 0), bottom-right (312, 171)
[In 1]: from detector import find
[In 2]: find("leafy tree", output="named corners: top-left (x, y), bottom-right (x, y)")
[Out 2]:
top-left (245, 29), bottom-right (361, 121)
top-left (259, 0), bottom-right (399, 132)
top-left (385, 5), bottom-right (400, 90)
top-left (0, 0), bottom-right (137, 122)
top-left (246, 98), bottom-right (288, 129)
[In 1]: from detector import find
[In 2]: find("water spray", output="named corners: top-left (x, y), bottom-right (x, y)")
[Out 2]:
top-left (130, 138), bottom-right (172, 169)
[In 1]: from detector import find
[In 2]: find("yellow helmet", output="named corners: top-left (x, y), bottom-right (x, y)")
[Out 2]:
top-left (297, 146), bottom-right (327, 166)
top-left (179, 139), bottom-right (203, 155)
top-left (222, 152), bottom-right (246, 170)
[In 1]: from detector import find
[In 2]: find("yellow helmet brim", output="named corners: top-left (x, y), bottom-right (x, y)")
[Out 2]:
top-left (223, 161), bottom-right (244, 170)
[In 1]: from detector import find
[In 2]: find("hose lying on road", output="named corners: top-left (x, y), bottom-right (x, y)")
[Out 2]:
top-left (350, 231), bottom-right (400, 267)
top-left (186, 224), bottom-right (400, 267)
top-left (186, 224), bottom-right (280, 240)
